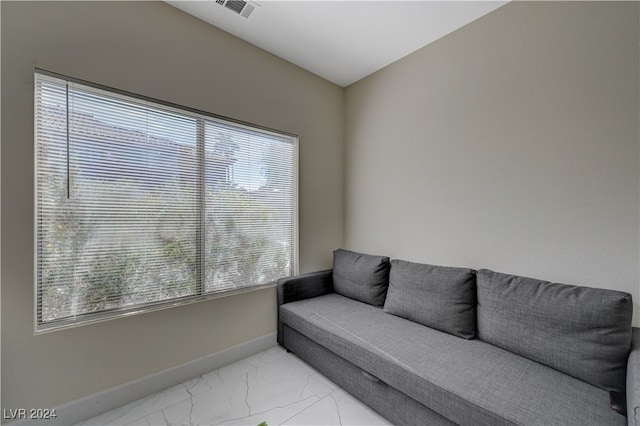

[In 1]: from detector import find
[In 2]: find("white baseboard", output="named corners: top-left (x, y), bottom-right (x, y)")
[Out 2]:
top-left (10, 332), bottom-right (277, 426)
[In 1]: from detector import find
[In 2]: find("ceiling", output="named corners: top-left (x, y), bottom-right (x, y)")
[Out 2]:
top-left (166, 1), bottom-right (508, 87)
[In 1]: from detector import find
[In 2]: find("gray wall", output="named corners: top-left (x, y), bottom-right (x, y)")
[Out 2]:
top-left (1, 1), bottom-right (343, 411)
top-left (345, 2), bottom-right (640, 320)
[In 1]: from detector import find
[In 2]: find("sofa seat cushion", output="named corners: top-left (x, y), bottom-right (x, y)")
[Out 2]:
top-left (280, 294), bottom-right (625, 426)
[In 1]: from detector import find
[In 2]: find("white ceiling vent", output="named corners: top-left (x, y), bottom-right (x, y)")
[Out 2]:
top-left (215, 0), bottom-right (259, 19)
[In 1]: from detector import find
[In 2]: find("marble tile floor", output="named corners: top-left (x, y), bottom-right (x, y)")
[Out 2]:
top-left (77, 345), bottom-right (392, 426)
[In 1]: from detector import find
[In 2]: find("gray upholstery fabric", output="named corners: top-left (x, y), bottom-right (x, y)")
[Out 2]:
top-left (280, 293), bottom-right (625, 426)
top-left (284, 325), bottom-right (456, 426)
top-left (477, 269), bottom-right (633, 392)
top-left (383, 259), bottom-right (476, 339)
top-left (627, 328), bottom-right (640, 426)
top-left (277, 269), bottom-right (334, 345)
top-left (333, 249), bottom-right (390, 307)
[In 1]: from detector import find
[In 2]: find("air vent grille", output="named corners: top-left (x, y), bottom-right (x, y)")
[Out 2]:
top-left (215, 0), bottom-right (259, 19)
top-left (241, 3), bottom-right (255, 18)
top-left (225, 0), bottom-right (246, 14)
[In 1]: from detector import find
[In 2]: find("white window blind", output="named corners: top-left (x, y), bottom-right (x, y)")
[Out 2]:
top-left (35, 70), bottom-right (298, 332)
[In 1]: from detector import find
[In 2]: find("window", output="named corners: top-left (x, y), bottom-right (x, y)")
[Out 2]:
top-left (34, 70), bottom-right (298, 332)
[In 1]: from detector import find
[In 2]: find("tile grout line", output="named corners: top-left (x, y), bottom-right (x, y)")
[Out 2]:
top-left (114, 378), bottom-right (215, 426)
top-left (279, 388), bottom-right (342, 425)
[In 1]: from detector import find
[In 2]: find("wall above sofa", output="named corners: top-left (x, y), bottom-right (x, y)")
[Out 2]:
top-left (344, 1), bottom-right (640, 324)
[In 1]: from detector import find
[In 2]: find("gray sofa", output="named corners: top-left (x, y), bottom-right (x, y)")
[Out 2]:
top-left (277, 249), bottom-right (640, 426)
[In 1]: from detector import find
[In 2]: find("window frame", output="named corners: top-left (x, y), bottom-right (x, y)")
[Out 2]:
top-left (33, 69), bottom-right (299, 334)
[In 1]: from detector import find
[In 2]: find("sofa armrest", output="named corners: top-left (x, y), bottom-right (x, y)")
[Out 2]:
top-left (277, 269), bottom-right (334, 306)
top-left (277, 269), bottom-right (334, 346)
top-left (627, 327), bottom-right (640, 425)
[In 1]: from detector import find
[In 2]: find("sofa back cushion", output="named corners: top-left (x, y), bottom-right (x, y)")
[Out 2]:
top-left (477, 269), bottom-right (633, 392)
top-left (383, 260), bottom-right (476, 339)
top-left (333, 249), bottom-right (390, 307)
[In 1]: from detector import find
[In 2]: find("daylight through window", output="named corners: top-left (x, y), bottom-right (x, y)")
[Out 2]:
top-left (34, 70), bottom-right (298, 332)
